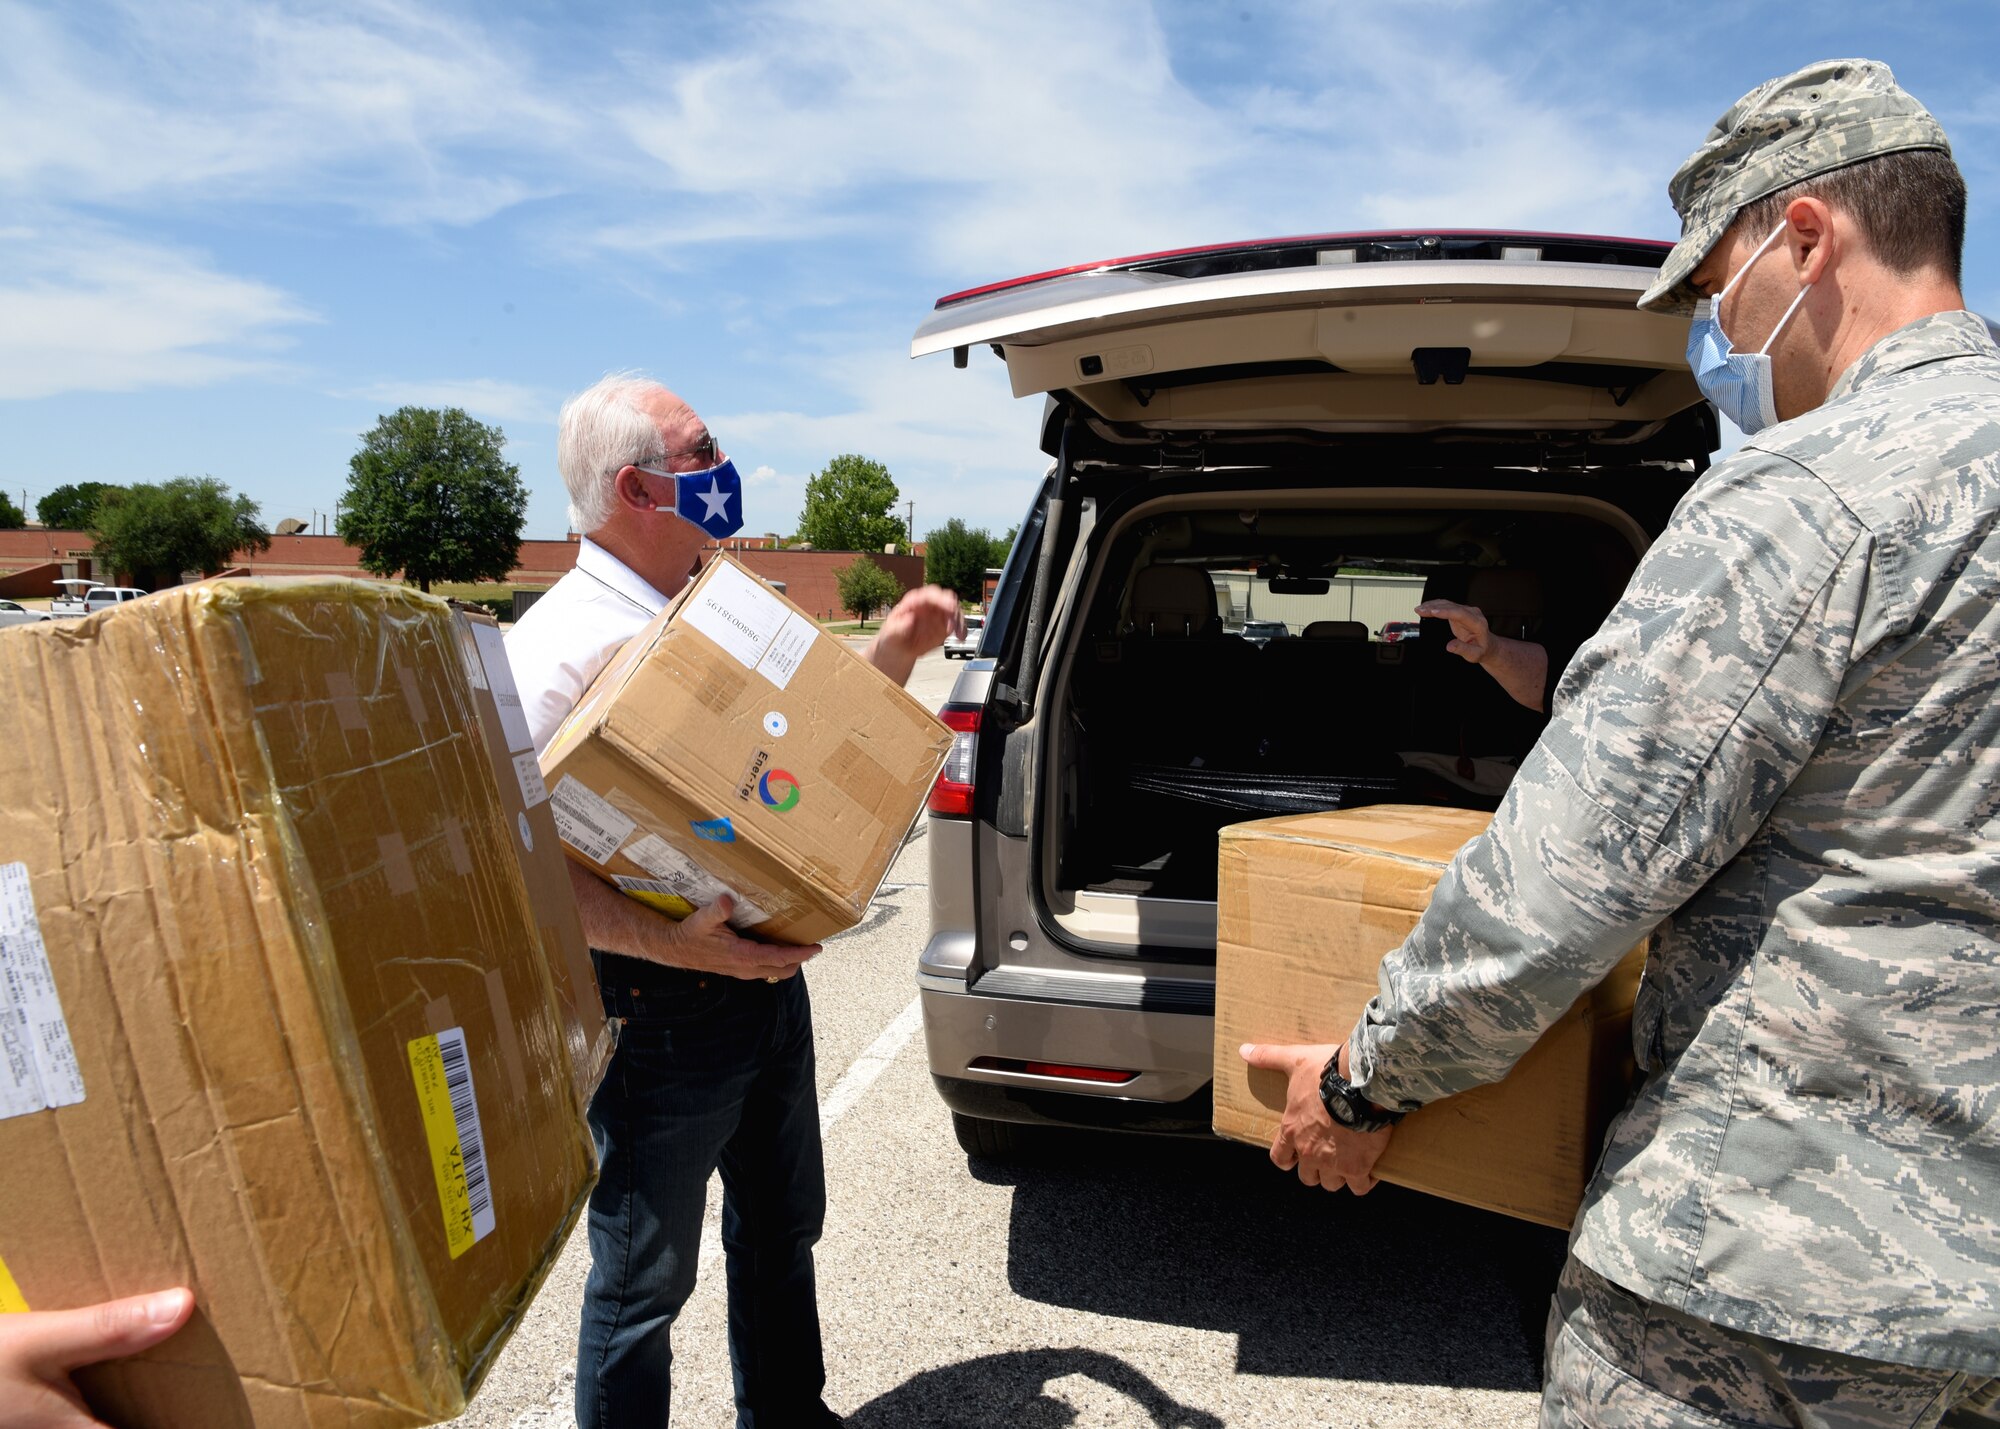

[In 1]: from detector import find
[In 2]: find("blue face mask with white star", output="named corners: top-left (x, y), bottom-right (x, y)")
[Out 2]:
top-left (644, 457), bottom-right (744, 540)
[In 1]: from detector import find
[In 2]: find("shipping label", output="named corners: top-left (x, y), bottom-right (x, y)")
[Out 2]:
top-left (512, 750), bottom-right (549, 810)
top-left (620, 836), bottom-right (772, 928)
top-left (0, 863), bottom-right (85, 1123)
top-left (683, 563), bottom-right (816, 689)
top-left (755, 611), bottom-right (819, 691)
top-left (551, 776), bottom-right (635, 864)
top-left (407, 1026), bottom-right (495, 1259)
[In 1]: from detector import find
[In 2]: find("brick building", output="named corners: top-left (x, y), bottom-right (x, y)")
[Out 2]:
top-left (0, 528), bottom-right (925, 621)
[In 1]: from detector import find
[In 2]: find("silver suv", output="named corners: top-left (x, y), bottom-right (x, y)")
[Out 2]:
top-left (910, 231), bottom-right (1715, 1157)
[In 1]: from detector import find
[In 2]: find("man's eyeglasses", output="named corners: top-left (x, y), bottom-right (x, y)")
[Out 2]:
top-left (637, 434), bottom-right (718, 474)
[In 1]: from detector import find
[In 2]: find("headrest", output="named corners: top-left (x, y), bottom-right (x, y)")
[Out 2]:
top-left (1302, 620), bottom-right (1368, 641)
top-left (1465, 568), bottom-right (1544, 639)
top-left (1131, 564), bottom-right (1216, 637)
top-left (1420, 569), bottom-right (1469, 607)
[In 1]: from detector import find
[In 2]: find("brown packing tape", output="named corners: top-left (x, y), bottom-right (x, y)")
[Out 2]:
top-left (443, 819), bottom-right (475, 878)
top-left (484, 968), bottom-right (531, 1108)
top-left (324, 670), bottom-right (367, 732)
top-left (397, 663), bottom-right (430, 730)
top-left (378, 832), bottom-right (419, 897)
top-left (424, 996), bottom-right (456, 1037)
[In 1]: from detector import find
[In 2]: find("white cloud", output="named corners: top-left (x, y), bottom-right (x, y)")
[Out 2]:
top-left (0, 0), bottom-right (582, 226)
top-left (0, 221), bottom-right (314, 399)
top-left (336, 378), bottom-right (554, 426)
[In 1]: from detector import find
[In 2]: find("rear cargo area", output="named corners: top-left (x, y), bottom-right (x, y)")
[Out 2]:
top-left (1049, 500), bottom-right (1641, 905)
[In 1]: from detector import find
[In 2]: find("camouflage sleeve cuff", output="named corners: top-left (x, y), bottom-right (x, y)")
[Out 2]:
top-left (1347, 742), bottom-right (1715, 1109)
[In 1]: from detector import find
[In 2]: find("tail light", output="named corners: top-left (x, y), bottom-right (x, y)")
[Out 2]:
top-left (927, 705), bottom-right (981, 817)
top-left (969, 1056), bottom-right (1137, 1085)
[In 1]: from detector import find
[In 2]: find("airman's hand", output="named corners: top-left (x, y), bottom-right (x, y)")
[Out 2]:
top-left (1238, 1042), bottom-right (1393, 1194)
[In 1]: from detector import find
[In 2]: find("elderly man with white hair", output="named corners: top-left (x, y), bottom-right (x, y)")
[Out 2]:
top-left (507, 374), bottom-right (960, 1429)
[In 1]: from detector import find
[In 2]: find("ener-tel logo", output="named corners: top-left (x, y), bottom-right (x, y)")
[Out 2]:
top-left (758, 768), bottom-right (800, 812)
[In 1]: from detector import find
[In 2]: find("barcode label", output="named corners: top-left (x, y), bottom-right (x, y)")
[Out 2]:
top-left (408, 1026), bottom-right (496, 1258)
top-left (0, 863), bottom-right (85, 1122)
top-left (551, 776), bottom-right (635, 864)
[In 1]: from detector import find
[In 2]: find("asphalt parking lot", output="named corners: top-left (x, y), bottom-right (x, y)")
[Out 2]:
top-left (448, 650), bottom-right (1565, 1428)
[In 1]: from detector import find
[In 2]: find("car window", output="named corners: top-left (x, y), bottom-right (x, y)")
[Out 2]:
top-left (1211, 569), bottom-right (1423, 641)
top-left (0, 600), bottom-right (19, 612)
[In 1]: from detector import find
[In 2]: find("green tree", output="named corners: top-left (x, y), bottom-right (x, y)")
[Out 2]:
top-left (924, 518), bottom-right (996, 602)
top-left (0, 492), bottom-right (24, 530)
top-left (88, 477), bottom-right (271, 589)
top-left (992, 525), bottom-right (1019, 566)
top-left (339, 407), bottom-right (527, 594)
top-left (36, 481), bottom-right (122, 529)
top-left (835, 555), bottom-right (903, 629)
top-left (796, 454), bottom-right (906, 552)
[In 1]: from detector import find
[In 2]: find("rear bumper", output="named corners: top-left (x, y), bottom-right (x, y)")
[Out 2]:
top-left (932, 1072), bottom-right (1215, 1136)
top-left (918, 978), bottom-right (1215, 1131)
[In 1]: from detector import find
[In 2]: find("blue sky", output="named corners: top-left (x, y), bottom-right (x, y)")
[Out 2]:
top-left (3, 1), bottom-right (1996, 543)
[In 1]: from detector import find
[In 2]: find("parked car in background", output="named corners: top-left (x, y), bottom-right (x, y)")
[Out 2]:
top-left (51, 581), bottom-right (148, 618)
top-left (1239, 619), bottom-right (1290, 645)
top-left (0, 598), bottom-right (50, 629)
top-left (909, 229), bottom-right (1716, 1156)
top-left (943, 612), bottom-right (986, 659)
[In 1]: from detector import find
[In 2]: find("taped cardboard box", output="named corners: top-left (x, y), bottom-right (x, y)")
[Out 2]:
top-left (540, 554), bottom-right (954, 946)
top-left (1212, 805), bottom-right (1644, 1229)
top-left (0, 580), bottom-right (597, 1427)
top-left (451, 607), bottom-right (612, 1106)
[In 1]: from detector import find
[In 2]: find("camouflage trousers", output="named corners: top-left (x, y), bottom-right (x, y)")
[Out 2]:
top-left (1542, 1259), bottom-right (2000, 1428)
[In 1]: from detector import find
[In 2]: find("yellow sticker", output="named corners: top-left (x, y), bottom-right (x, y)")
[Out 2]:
top-left (621, 887), bottom-right (696, 920)
top-left (407, 1027), bottom-right (494, 1260)
top-left (0, 1252), bottom-right (28, 1313)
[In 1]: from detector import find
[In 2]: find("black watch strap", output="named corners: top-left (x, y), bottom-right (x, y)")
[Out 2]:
top-left (1319, 1047), bottom-right (1405, 1132)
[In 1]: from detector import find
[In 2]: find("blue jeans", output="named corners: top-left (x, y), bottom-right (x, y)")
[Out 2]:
top-left (576, 955), bottom-right (835, 1429)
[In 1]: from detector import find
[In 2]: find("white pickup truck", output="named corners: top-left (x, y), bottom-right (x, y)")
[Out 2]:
top-left (50, 579), bottom-right (149, 618)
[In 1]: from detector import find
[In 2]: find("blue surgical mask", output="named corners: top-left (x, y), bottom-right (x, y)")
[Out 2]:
top-left (638, 457), bottom-right (745, 540)
top-left (1685, 220), bottom-right (1814, 435)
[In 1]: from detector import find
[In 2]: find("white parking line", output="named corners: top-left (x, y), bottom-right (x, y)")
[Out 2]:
top-left (818, 994), bottom-right (923, 1132)
top-left (697, 993), bottom-right (925, 1273)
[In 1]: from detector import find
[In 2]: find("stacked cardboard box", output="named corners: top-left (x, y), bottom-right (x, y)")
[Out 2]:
top-left (541, 555), bottom-right (954, 946)
top-left (0, 580), bottom-right (597, 1427)
top-left (1212, 805), bottom-right (1644, 1229)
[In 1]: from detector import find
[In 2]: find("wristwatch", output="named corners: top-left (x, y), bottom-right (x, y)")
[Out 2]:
top-left (1319, 1047), bottom-right (1405, 1133)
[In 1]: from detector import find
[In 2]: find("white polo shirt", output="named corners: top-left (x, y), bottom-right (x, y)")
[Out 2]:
top-left (505, 537), bottom-right (687, 755)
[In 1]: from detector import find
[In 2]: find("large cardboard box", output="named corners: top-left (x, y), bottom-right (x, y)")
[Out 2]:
top-left (0, 580), bottom-right (597, 1427)
top-left (1212, 805), bottom-right (1644, 1229)
top-left (451, 608), bottom-right (612, 1105)
top-left (541, 555), bottom-right (954, 946)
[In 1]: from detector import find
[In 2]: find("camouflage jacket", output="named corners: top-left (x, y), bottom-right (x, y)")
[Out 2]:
top-left (1349, 309), bottom-right (2000, 1373)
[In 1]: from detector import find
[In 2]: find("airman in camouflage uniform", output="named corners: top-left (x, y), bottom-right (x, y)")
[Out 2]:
top-left (1243, 60), bottom-right (1999, 1426)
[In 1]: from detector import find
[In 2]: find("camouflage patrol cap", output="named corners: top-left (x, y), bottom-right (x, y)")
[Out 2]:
top-left (1637, 59), bottom-right (1951, 314)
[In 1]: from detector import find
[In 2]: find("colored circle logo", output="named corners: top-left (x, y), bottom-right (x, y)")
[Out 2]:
top-left (758, 768), bottom-right (800, 812)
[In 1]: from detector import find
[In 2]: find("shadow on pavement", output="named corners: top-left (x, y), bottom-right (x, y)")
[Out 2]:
top-left (981, 1129), bottom-right (1566, 1389)
top-left (845, 1347), bottom-right (1223, 1429)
